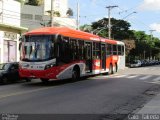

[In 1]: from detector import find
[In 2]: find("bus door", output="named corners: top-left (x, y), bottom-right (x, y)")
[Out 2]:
top-left (85, 42), bottom-right (92, 73)
top-left (101, 43), bottom-right (106, 70)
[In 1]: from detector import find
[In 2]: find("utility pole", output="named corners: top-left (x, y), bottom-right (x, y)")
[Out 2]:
top-left (149, 30), bottom-right (156, 60)
top-left (106, 5), bottom-right (118, 39)
top-left (51, 0), bottom-right (54, 27)
top-left (149, 30), bottom-right (156, 41)
top-left (1, 0), bottom-right (3, 23)
top-left (76, 1), bottom-right (80, 30)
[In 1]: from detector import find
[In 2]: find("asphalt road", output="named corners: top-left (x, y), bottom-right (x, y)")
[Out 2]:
top-left (0, 65), bottom-right (160, 120)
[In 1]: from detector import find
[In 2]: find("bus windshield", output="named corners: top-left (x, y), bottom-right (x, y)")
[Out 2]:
top-left (20, 35), bottom-right (55, 62)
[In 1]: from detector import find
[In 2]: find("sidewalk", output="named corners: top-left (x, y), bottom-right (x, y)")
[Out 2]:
top-left (137, 93), bottom-right (160, 114)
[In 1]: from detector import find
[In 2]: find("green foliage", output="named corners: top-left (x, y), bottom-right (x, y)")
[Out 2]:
top-left (81, 17), bottom-right (160, 61)
top-left (25, 0), bottom-right (40, 6)
top-left (80, 24), bottom-right (92, 32)
top-left (91, 18), bottom-right (134, 40)
top-left (66, 8), bottom-right (73, 17)
top-left (131, 30), bottom-right (160, 60)
top-left (46, 10), bottom-right (61, 17)
top-left (15, 0), bottom-right (25, 3)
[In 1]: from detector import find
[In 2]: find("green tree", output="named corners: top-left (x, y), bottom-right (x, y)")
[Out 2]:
top-left (46, 10), bottom-right (61, 17)
top-left (91, 18), bottom-right (134, 40)
top-left (80, 17), bottom-right (160, 61)
top-left (66, 8), bottom-right (73, 17)
top-left (25, 0), bottom-right (39, 6)
top-left (80, 24), bottom-right (92, 32)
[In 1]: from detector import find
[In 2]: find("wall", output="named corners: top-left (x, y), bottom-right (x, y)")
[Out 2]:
top-left (0, 0), bottom-right (23, 63)
top-left (21, 4), bottom-right (44, 30)
top-left (21, 0), bottom-right (76, 30)
top-left (0, 0), bottom-right (21, 26)
top-left (44, 0), bottom-right (68, 17)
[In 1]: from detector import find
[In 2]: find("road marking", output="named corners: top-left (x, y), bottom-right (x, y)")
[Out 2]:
top-left (139, 75), bottom-right (152, 80)
top-left (126, 75), bottom-right (138, 79)
top-left (114, 75), bottom-right (128, 78)
top-left (152, 77), bottom-right (160, 82)
top-left (0, 87), bottom-right (53, 100)
top-left (146, 81), bottom-right (160, 84)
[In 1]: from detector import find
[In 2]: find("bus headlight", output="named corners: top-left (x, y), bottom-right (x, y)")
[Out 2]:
top-left (45, 63), bottom-right (56, 70)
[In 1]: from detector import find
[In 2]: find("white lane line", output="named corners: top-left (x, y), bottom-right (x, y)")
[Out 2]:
top-left (114, 75), bottom-right (128, 78)
top-left (126, 75), bottom-right (139, 79)
top-left (152, 76), bottom-right (160, 82)
top-left (139, 75), bottom-right (152, 80)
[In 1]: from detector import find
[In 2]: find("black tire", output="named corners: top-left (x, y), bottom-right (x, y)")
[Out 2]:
top-left (41, 78), bottom-right (49, 83)
top-left (25, 78), bottom-right (31, 82)
top-left (71, 66), bottom-right (80, 81)
top-left (2, 77), bottom-right (8, 84)
top-left (108, 64), bottom-right (113, 75)
top-left (115, 64), bottom-right (118, 73)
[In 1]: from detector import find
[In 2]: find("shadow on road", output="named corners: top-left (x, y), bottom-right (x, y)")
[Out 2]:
top-left (21, 76), bottom-right (91, 87)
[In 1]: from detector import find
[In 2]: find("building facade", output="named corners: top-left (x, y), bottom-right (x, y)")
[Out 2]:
top-left (0, 0), bottom-right (27, 63)
top-left (21, 0), bottom-right (76, 30)
top-left (44, 0), bottom-right (68, 17)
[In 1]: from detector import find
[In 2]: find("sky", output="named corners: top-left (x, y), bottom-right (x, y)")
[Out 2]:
top-left (68, 0), bottom-right (160, 38)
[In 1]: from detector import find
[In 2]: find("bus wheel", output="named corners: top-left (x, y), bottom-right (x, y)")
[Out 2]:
top-left (108, 64), bottom-right (113, 75)
top-left (72, 66), bottom-right (80, 81)
top-left (41, 78), bottom-right (49, 83)
top-left (115, 64), bottom-right (118, 72)
top-left (25, 78), bottom-right (31, 82)
top-left (113, 64), bottom-right (118, 74)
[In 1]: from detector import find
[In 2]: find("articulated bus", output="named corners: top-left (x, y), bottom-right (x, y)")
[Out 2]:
top-left (19, 27), bottom-right (125, 82)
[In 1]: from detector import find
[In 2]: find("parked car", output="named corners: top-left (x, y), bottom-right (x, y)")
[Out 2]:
top-left (130, 60), bottom-right (142, 68)
top-left (0, 62), bottom-right (20, 84)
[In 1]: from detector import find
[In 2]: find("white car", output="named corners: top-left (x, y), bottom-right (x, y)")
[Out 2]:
top-left (130, 60), bottom-right (142, 68)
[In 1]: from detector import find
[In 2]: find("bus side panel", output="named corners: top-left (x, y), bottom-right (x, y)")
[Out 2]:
top-left (20, 61), bottom-right (86, 80)
top-left (56, 62), bottom-right (86, 80)
top-left (117, 55), bottom-right (125, 70)
top-left (19, 67), bottom-right (60, 79)
top-left (106, 56), bottom-right (112, 70)
top-left (92, 59), bottom-right (101, 74)
top-left (106, 55), bottom-right (119, 71)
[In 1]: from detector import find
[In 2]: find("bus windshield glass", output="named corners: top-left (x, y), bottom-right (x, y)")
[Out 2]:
top-left (20, 35), bottom-right (55, 62)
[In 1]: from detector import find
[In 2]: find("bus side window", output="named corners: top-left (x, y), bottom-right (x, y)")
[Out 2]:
top-left (60, 37), bottom-right (71, 63)
top-left (113, 45), bottom-right (117, 55)
top-left (93, 42), bottom-right (100, 59)
top-left (78, 40), bottom-right (84, 60)
top-left (70, 39), bottom-right (79, 60)
top-left (106, 44), bottom-right (112, 55)
top-left (118, 45), bottom-right (122, 55)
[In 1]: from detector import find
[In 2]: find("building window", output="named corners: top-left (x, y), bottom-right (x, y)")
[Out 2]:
top-left (35, 15), bottom-right (42, 21)
top-left (21, 13), bottom-right (33, 20)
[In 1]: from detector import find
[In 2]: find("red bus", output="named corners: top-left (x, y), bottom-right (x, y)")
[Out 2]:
top-left (19, 27), bottom-right (125, 82)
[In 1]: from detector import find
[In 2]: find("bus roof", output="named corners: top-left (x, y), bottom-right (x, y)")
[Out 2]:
top-left (25, 27), bottom-right (100, 41)
top-left (25, 27), bottom-right (123, 45)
